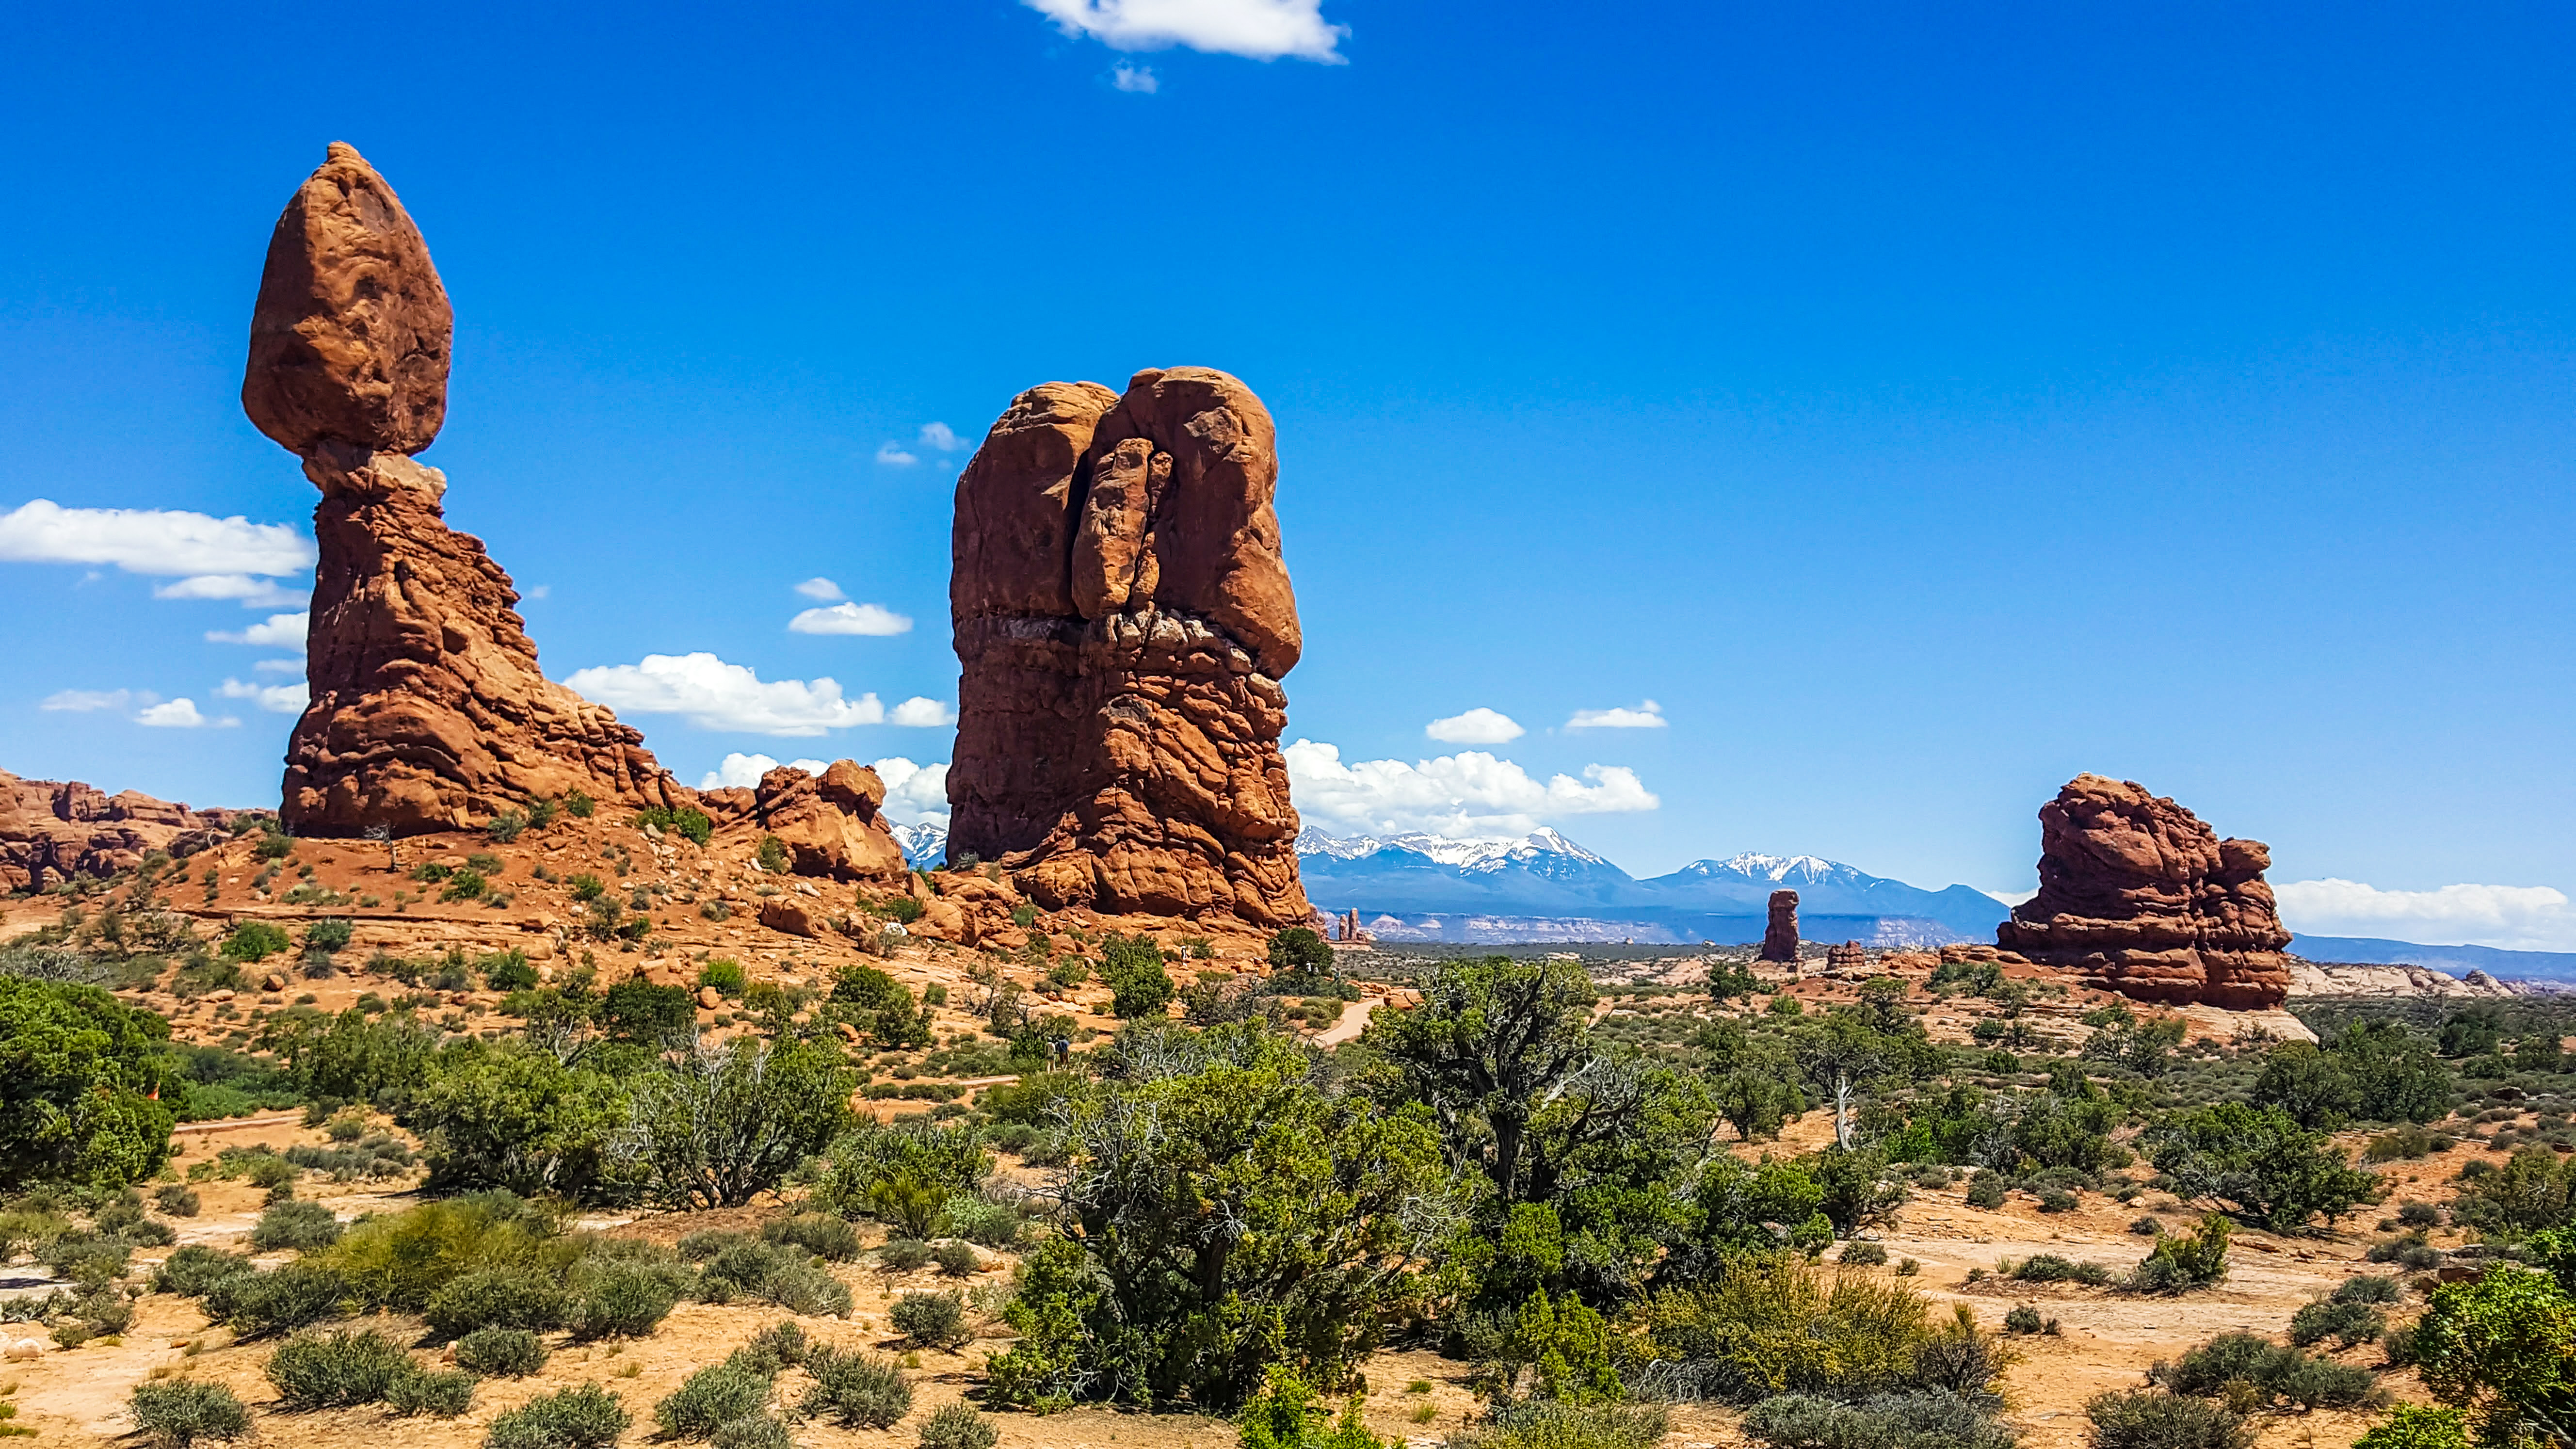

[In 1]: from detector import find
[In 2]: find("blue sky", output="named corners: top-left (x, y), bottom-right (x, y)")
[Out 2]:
top-left (3, 1), bottom-right (2572, 949)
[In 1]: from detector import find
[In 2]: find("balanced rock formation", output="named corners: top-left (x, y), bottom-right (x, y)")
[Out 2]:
top-left (1996, 774), bottom-right (2292, 1010)
top-left (244, 143), bottom-right (687, 835)
top-left (1760, 889), bottom-right (1800, 962)
top-left (947, 368), bottom-right (1308, 927)
top-left (0, 771), bottom-right (241, 892)
top-left (747, 762), bottom-right (906, 881)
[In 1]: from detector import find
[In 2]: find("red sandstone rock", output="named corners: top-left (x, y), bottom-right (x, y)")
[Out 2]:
top-left (1760, 889), bottom-right (1800, 963)
top-left (751, 762), bottom-right (905, 882)
top-left (947, 368), bottom-right (1309, 928)
top-left (1995, 773), bottom-right (2291, 1010)
top-left (0, 770), bottom-right (242, 892)
top-left (758, 895), bottom-right (820, 938)
top-left (244, 145), bottom-right (688, 836)
top-left (1826, 941), bottom-right (1866, 974)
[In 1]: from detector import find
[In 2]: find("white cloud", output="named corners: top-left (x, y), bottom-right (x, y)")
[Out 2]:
top-left (42, 688), bottom-right (154, 713)
top-left (150, 574), bottom-right (303, 609)
top-left (875, 443), bottom-right (918, 467)
top-left (252, 658), bottom-right (303, 676)
top-left (1025, 0), bottom-right (1347, 62)
top-left (1285, 739), bottom-right (1658, 838)
top-left (524, 584), bottom-right (550, 600)
top-left (0, 499), bottom-right (314, 578)
top-left (1426, 707), bottom-right (1524, 745)
top-left (135, 698), bottom-right (236, 729)
top-left (217, 677), bottom-right (307, 714)
top-left (2275, 877), bottom-right (2576, 953)
top-left (871, 757), bottom-right (952, 825)
top-left (887, 696), bottom-right (957, 727)
top-left (789, 601), bottom-right (914, 636)
top-left (794, 577), bottom-right (846, 601)
top-left (697, 752), bottom-right (833, 790)
top-left (207, 612), bottom-right (308, 649)
top-left (1112, 63), bottom-right (1160, 92)
top-left (917, 422), bottom-right (968, 452)
top-left (564, 653), bottom-right (887, 737)
top-left (1567, 699), bottom-right (1667, 729)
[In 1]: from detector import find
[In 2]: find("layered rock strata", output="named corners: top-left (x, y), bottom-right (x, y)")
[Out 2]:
top-left (243, 143), bottom-right (687, 835)
top-left (1996, 773), bottom-right (2292, 1010)
top-left (947, 369), bottom-right (1309, 927)
top-left (0, 772), bottom-right (241, 892)
top-left (1760, 889), bottom-right (1800, 962)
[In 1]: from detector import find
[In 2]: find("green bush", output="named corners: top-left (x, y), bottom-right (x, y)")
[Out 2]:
top-left (1838, 1240), bottom-right (1888, 1267)
top-left (655, 1357), bottom-right (775, 1439)
top-left (941, 1194), bottom-right (1025, 1250)
top-left (2351, 1404), bottom-right (2471, 1449)
top-left (210, 1264), bottom-right (352, 1337)
top-left (759, 1212), bottom-right (858, 1261)
top-left (879, 1239), bottom-right (932, 1272)
top-left (425, 1266), bottom-right (574, 1338)
top-left (2126, 1214), bottom-right (2230, 1295)
top-left (314, 1191), bottom-right (570, 1313)
top-left (698, 959), bottom-right (747, 996)
top-left (2005, 1254), bottom-right (2110, 1286)
top-left (485, 1384), bottom-right (630, 1449)
top-left (933, 1241), bottom-right (980, 1277)
top-left (709, 1416), bottom-right (791, 1449)
top-left (570, 1259), bottom-right (682, 1340)
top-left (891, 1290), bottom-right (969, 1349)
top-left (2003, 1305), bottom-right (2043, 1335)
top-left (1102, 935), bottom-right (1175, 1019)
top-left (249, 1198), bottom-right (342, 1251)
top-left (305, 918), bottom-right (355, 955)
top-left (916, 1402), bottom-right (999, 1449)
top-left (1232, 1365), bottom-right (1388, 1449)
top-left (152, 1245), bottom-right (251, 1299)
top-left (387, 1367), bottom-right (476, 1417)
top-left (2337, 1274), bottom-right (2404, 1304)
top-left (456, 1326), bottom-right (550, 1377)
top-left (1965, 1179), bottom-right (2006, 1209)
top-left (221, 923), bottom-right (291, 963)
top-left (2157, 1331), bottom-right (2383, 1410)
top-left (1741, 1389), bottom-right (2015, 1449)
top-left (737, 1321), bottom-right (811, 1374)
top-left (696, 1239), bottom-right (852, 1317)
top-left (2289, 1298), bottom-right (2385, 1348)
top-left (2084, 1390), bottom-right (2251, 1449)
top-left (265, 1327), bottom-right (416, 1408)
top-left (484, 951), bottom-right (540, 992)
top-left (800, 1347), bottom-right (913, 1429)
top-left (129, 1378), bottom-right (250, 1449)
top-left (639, 806), bottom-right (714, 846)
top-left (154, 1184), bottom-right (201, 1217)
top-left (1463, 1401), bottom-right (1669, 1449)
top-left (0, 976), bottom-right (178, 1190)
top-left (1637, 1254), bottom-right (1934, 1402)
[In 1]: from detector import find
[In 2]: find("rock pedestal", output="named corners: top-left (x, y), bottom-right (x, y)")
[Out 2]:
top-left (1996, 773), bottom-right (2291, 1010)
top-left (1760, 889), bottom-right (1801, 963)
top-left (1826, 940), bottom-right (1867, 975)
top-left (947, 368), bottom-right (1309, 928)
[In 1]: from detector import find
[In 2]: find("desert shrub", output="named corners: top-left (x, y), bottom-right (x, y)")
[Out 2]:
top-left (45, 1229), bottom-right (133, 1286)
top-left (425, 1266), bottom-right (574, 1338)
top-left (2396, 1200), bottom-right (2444, 1228)
top-left (222, 923), bottom-right (291, 964)
top-left (129, 1379), bottom-right (250, 1449)
top-left (2084, 1389), bottom-right (2251, 1449)
top-left (1740, 1388), bottom-right (2016, 1449)
top-left (2157, 1331), bottom-right (2384, 1410)
top-left (941, 1194), bottom-right (1026, 1250)
top-left (485, 1384), bottom-right (630, 1449)
top-left (153, 1245), bottom-right (252, 1298)
top-left (697, 1239), bottom-right (852, 1316)
top-left (1965, 1179), bottom-right (2006, 1209)
top-left (1464, 1401), bottom-right (1670, 1449)
top-left (2268, 1354), bottom-right (2383, 1410)
top-left (314, 1191), bottom-right (569, 1313)
top-left (1232, 1366), bottom-right (1387, 1449)
top-left (2003, 1305), bottom-right (2043, 1335)
top-left (569, 1258), bottom-right (683, 1340)
top-left (154, 1184), bottom-right (201, 1217)
top-left (2351, 1404), bottom-right (2471, 1449)
top-left (1102, 934), bottom-right (1175, 1019)
top-left (709, 1417), bottom-right (791, 1449)
top-left (387, 1367), bottom-right (476, 1417)
top-left (2007, 1254), bottom-right (2111, 1286)
top-left (457, 1326), bottom-right (550, 1377)
top-left (249, 1198), bottom-right (342, 1251)
top-left (916, 1402), bottom-right (999, 1449)
top-left (933, 1240), bottom-right (980, 1277)
top-left (2036, 1188), bottom-right (2078, 1213)
top-left (879, 1238), bottom-right (933, 1272)
top-left (738, 1320), bottom-right (811, 1374)
top-left (2142, 1102), bottom-right (2380, 1231)
top-left (483, 951), bottom-right (539, 992)
top-left (759, 1212), bottom-right (859, 1261)
top-left (2336, 1274), bottom-right (2404, 1305)
top-left (2126, 1214), bottom-right (2229, 1295)
top-left (2290, 1298), bottom-right (2385, 1348)
top-left (265, 1326), bottom-right (416, 1408)
top-left (1637, 1254), bottom-right (1934, 1402)
top-left (620, 1036), bottom-right (855, 1209)
top-left (1840, 1241), bottom-right (1888, 1267)
top-left (800, 1346), bottom-right (913, 1429)
top-left (655, 1357), bottom-right (775, 1440)
top-left (210, 1263), bottom-right (352, 1337)
top-left (2129, 1216), bottom-right (2162, 1236)
top-left (892, 1290), bottom-right (969, 1349)
top-left (699, 958), bottom-right (747, 996)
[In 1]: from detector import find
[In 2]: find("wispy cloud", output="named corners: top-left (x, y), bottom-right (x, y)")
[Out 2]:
top-left (218, 677), bottom-right (307, 714)
top-left (252, 658), bottom-right (303, 676)
top-left (1425, 707), bottom-right (1524, 745)
top-left (206, 612), bottom-right (309, 650)
top-left (2275, 877), bottom-right (2576, 953)
top-left (794, 577), bottom-right (846, 601)
top-left (150, 574), bottom-right (303, 609)
top-left (917, 422), bottom-right (969, 452)
top-left (1112, 63), bottom-right (1160, 92)
top-left (41, 688), bottom-right (154, 713)
top-left (1025, 0), bottom-right (1348, 62)
top-left (563, 651), bottom-right (953, 738)
top-left (875, 442), bottom-right (919, 467)
top-left (136, 698), bottom-right (236, 729)
top-left (1567, 700), bottom-right (1667, 729)
top-left (0, 499), bottom-right (314, 578)
top-left (1285, 739), bottom-right (1658, 838)
top-left (788, 601), bottom-right (914, 637)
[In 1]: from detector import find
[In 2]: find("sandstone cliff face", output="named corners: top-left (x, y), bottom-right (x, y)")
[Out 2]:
top-left (244, 144), bottom-right (685, 836)
top-left (1996, 773), bottom-right (2292, 1010)
top-left (948, 368), bottom-right (1309, 927)
top-left (0, 771), bottom-right (240, 891)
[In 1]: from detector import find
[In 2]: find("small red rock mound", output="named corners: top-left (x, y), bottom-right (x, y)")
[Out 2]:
top-left (1996, 773), bottom-right (2291, 1010)
top-left (0, 770), bottom-right (243, 891)
top-left (243, 143), bottom-right (688, 836)
top-left (947, 368), bottom-right (1309, 928)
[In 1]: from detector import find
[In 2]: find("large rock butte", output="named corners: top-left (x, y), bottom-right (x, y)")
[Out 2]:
top-left (1996, 773), bottom-right (2292, 1010)
top-left (0, 771), bottom-right (242, 892)
top-left (947, 369), bottom-right (1309, 927)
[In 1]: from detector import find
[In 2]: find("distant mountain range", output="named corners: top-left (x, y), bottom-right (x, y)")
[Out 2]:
top-left (2290, 934), bottom-right (2576, 983)
top-left (1295, 827), bottom-right (2012, 946)
top-left (892, 821), bottom-right (948, 871)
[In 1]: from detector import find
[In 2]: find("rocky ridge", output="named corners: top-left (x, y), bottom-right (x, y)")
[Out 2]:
top-left (0, 772), bottom-right (242, 893)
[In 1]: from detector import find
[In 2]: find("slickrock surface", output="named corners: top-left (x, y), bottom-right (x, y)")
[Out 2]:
top-left (1760, 888), bottom-right (1800, 962)
top-left (948, 368), bottom-right (1309, 927)
top-left (243, 144), bottom-right (686, 836)
top-left (0, 771), bottom-right (240, 892)
top-left (1997, 773), bottom-right (2293, 1009)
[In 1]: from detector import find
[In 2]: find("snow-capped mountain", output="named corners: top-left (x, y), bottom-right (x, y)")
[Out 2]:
top-left (890, 820), bottom-right (948, 871)
top-left (1295, 828), bottom-right (2011, 945)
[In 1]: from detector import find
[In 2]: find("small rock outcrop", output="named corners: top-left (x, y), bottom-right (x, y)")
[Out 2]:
top-left (243, 143), bottom-right (687, 835)
top-left (1760, 889), bottom-right (1800, 962)
top-left (947, 368), bottom-right (1309, 928)
top-left (748, 762), bottom-right (905, 881)
top-left (1996, 773), bottom-right (2292, 1010)
top-left (1826, 940), bottom-right (1867, 974)
top-left (0, 771), bottom-right (242, 892)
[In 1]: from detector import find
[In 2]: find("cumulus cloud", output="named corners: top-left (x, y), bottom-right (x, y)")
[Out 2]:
top-left (888, 697), bottom-right (957, 727)
top-left (0, 499), bottom-right (314, 578)
top-left (875, 442), bottom-right (918, 467)
top-left (1426, 707), bottom-right (1524, 745)
top-left (217, 677), bottom-right (307, 714)
top-left (1567, 700), bottom-right (1667, 729)
top-left (697, 752), bottom-right (832, 790)
top-left (795, 578), bottom-right (846, 601)
top-left (252, 658), bottom-right (303, 676)
top-left (870, 757), bottom-right (951, 825)
top-left (1025, 0), bottom-right (1347, 61)
top-left (136, 698), bottom-right (235, 729)
top-left (2275, 878), bottom-right (2576, 953)
top-left (1112, 63), bottom-right (1160, 92)
top-left (42, 688), bottom-right (153, 713)
top-left (562, 652), bottom-right (955, 737)
top-left (207, 612), bottom-right (308, 649)
top-left (789, 601), bottom-right (914, 636)
top-left (917, 422), bottom-right (969, 452)
top-left (150, 574), bottom-right (303, 609)
top-left (1285, 739), bottom-right (1658, 838)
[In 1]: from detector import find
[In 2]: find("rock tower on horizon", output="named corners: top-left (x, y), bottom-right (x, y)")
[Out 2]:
top-left (244, 143), bottom-right (687, 835)
top-left (1760, 889), bottom-right (1800, 963)
top-left (947, 369), bottom-right (1310, 927)
top-left (1996, 773), bottom-right (2292, 1010)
